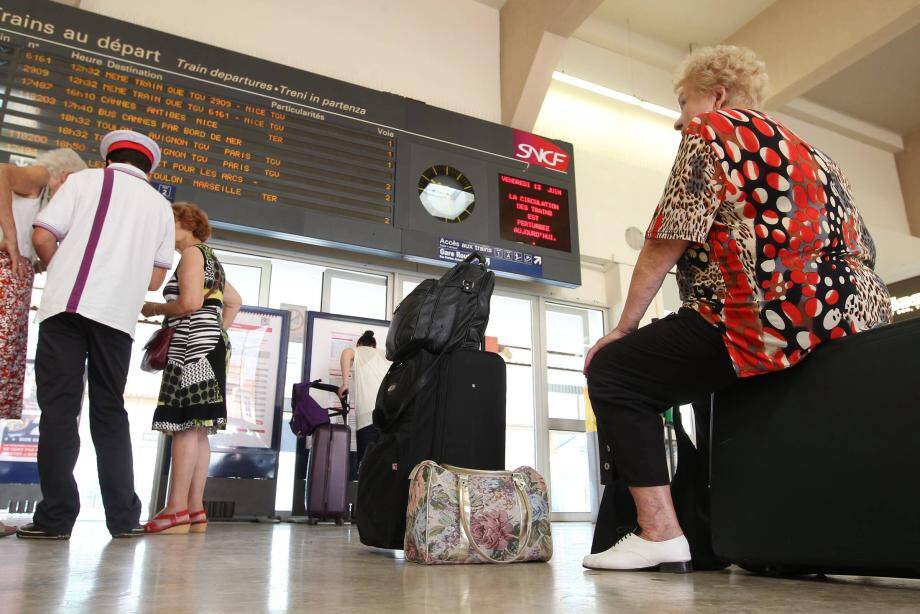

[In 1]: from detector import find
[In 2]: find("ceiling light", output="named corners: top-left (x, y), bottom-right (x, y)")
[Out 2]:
top-left (638, 100), bottom-right (680, 120)
top-left (552, 71), bottom-right (680, 120)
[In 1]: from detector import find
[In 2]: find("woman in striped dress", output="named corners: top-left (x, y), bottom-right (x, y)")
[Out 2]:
top-left (141, 202), bottom-right (242, 534)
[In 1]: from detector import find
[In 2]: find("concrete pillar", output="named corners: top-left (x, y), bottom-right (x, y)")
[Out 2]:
top-left (500, 0), bottom-right (603, 129)
top-left (895, 129), bottom-right (920, 237)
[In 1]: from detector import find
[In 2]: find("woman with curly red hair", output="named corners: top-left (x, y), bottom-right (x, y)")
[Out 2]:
top-left (141, 201), bottom-right (242, 534)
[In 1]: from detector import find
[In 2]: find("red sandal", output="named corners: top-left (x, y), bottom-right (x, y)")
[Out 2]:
top-left (189, 510), bottom-right (208, 534)
top-left (143, 510), bottom-right (190, 535)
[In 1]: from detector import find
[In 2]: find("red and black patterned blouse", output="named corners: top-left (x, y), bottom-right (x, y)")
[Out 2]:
top-left (646, 109), bottom-right (891, 377)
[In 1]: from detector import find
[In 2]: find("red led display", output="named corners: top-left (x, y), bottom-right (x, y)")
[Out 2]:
top-left (498, 174), bottom-right (571, 252)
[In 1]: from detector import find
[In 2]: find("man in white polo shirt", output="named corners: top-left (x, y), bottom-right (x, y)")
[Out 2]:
top-left (17, 131), bottom-right (175, 540)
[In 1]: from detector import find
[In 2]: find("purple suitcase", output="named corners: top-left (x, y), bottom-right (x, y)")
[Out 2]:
top-left (306, 422), bottom-right (351, 524)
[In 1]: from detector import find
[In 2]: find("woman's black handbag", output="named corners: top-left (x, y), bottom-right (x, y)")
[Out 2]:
top-left (385, 252), bottom-right (494, 362)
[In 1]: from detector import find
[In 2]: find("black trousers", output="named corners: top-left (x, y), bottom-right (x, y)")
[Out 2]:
top-left (586, 308), bottom-right (737, 486)
top-left (33, 313), bottom-right (141, 535)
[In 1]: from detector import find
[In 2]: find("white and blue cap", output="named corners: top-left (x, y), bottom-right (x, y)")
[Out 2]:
top-left (99, 129), bottom-right (161, 173)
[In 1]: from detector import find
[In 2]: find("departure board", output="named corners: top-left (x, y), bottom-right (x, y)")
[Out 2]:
top-left (0, 45), bottom-right (396, 225)
top-left (0, 0), bottom-right (581, 287)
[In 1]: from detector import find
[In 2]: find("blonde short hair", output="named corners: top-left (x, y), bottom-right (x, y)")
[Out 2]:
top-left (33, 148), bottom-right (87, 179)
top-left (674, 45), bottom-right (769, 108)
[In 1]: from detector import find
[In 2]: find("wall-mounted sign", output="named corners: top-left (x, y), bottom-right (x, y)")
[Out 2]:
top-left (0, 0), bottom-right (580, 287)
top-left (513, 129), bottom-right (571, 173)
top-left (498, 173), bottom-right (571, 252)
top-left (888, 275), bottom-right (920, 323)
top-left (151, 181), bottom-right (177, 202)
top-left (438, 236), bottom-right (543, 279)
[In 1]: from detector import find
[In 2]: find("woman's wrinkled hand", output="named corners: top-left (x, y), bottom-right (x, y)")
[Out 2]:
top-left (583, 328), bottom-right (632, 375)
top-left (3, 237), bottom-right (22, 278)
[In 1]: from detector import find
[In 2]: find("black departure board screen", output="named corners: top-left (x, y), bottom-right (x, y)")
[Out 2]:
top-left (0, 45), bottom-right (395, 224)
top-left (0, 0), bottom-right (581, 287)
top-left (498, 173), bottom-right (571, 252)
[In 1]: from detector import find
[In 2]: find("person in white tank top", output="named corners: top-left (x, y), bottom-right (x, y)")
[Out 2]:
top-left (0, 148), bottom-right (85, 538)
top-left (338, 330), bottom-right (391, 467)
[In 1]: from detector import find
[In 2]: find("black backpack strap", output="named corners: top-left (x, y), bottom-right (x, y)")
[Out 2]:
top-left (382, 353), bottom-right (445, 429)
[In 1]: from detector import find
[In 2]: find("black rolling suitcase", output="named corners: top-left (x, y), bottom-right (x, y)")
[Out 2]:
top-left (432, 348), bottom-right (507, 469)
top-left (711, 318), bottom-right (920, 578)
top-left (357, 348), bottom-right (506, 549)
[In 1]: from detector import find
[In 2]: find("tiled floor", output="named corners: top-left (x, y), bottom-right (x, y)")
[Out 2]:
top-left (1, 519), bottom-right (918, 613)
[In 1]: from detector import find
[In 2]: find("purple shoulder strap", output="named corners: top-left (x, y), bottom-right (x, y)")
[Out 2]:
top-left (66, 167), bottom-right (115, 313)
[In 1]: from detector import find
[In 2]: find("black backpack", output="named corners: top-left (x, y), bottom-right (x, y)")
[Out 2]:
top-left (385, 252), bottom-right (494, 362)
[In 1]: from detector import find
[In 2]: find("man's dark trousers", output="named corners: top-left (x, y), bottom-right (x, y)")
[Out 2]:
top-left (33, 313), bottom-right (141, 535)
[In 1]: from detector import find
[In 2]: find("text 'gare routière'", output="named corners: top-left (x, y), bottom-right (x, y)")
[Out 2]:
top-left (0, 35), bottom-right (396, 225)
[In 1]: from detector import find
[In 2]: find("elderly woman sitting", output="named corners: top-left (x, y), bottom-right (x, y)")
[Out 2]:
top-left (582, 45), bottom-right (891, 572)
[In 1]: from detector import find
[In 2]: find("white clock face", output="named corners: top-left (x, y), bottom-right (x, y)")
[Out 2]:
top-left (420, 182), bottom-right (474, 219)
top-left (418, 165), bottom-right (476, 223)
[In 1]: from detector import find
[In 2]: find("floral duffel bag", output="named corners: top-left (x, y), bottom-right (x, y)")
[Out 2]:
top-left (404, 461), bottom-right (553, 564)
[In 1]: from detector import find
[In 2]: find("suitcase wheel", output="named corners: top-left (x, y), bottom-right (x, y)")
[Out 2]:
top-left (307, 518), bottom-right (319, 526)
top-left (334, 517), bottom-right (344, 526)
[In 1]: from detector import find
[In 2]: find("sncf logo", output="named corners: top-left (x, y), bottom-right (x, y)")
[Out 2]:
top-left (513, 130), bottom-right (570, 173)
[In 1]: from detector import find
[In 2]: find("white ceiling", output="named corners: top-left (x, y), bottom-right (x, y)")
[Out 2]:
top-left (473, 0), bottom-right (920, 136)
top-left (804, 24), bottom-right (920, 136)
top-left (575, 0), bottom-right (775, 56)
top-left (470, 0), bottom-right (506, 9)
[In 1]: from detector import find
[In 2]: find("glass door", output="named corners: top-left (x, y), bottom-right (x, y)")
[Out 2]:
top-left (543, 302), bottom-right (605, 521)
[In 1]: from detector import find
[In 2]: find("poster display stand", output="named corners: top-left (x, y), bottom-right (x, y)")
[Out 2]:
top-left (0, 360), bottom-right (41, 514)
top-left (154, 307), bottom-right (290, 521)
top-left (291, 312), bottom-right (390, 518)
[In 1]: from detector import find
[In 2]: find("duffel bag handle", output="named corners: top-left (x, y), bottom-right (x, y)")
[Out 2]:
top-left (462, 251), bottom-right (487, 269)
top-left (457, 473), bottom-right (533, 564)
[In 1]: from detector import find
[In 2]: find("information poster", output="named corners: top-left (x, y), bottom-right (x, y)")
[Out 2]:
top-left (0, 361), bottom-right (39, 464)
top-left (218, 308), bottom-right (287, 449)
top-left (304, 313), bottom-right (390, 451)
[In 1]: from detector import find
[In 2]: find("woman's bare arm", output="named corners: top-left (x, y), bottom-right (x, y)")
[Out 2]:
top-left (221, 280), bottom-right (242, 328)
top-left (584, 238), bottom-right (688, 372)
top-left (147, 246), bottom-right (205, 318)
top-left (338, 348), bottom-right (355, 398)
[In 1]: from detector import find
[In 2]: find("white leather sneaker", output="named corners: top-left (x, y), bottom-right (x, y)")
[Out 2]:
top-left (582, 531), bottom-right (692, 573)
